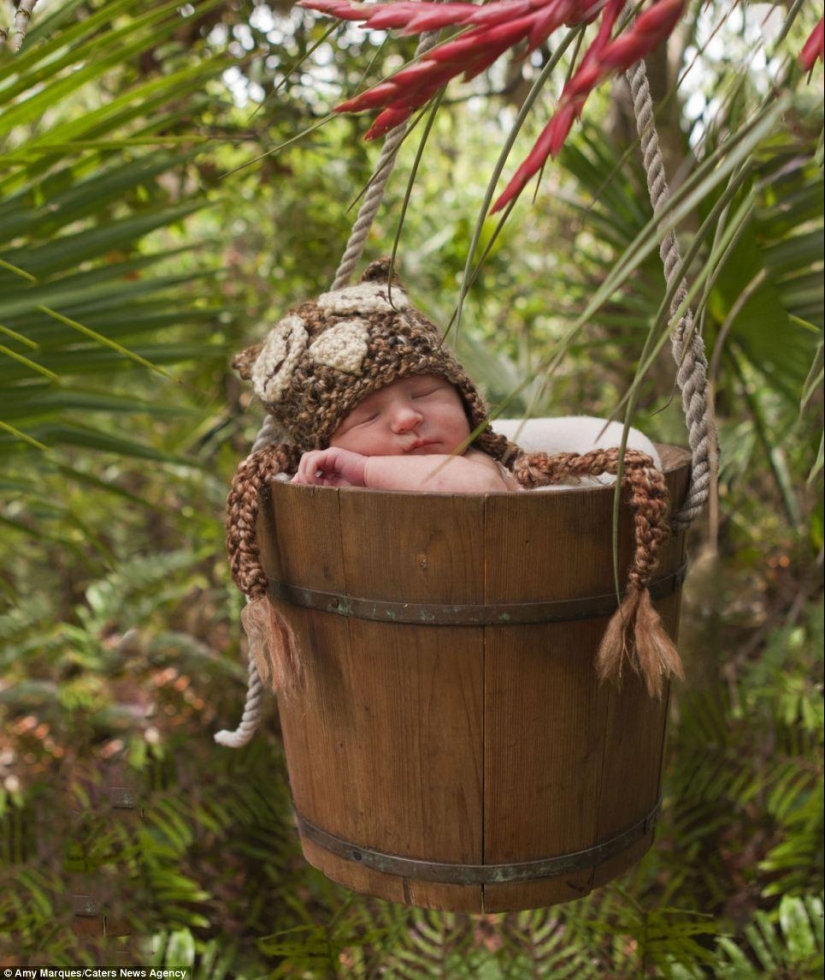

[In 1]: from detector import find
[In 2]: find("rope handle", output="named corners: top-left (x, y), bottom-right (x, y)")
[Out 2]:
top-left (331, 29), bottom-right (441, 289)
top-left (217, 22), bottom-right (716, 747)
top-left (1, 0), bottom-right (39, 52)
top-left (215, 28), bottom-right (441, 747)
top-left (626, 59), bottom-right (716, 530)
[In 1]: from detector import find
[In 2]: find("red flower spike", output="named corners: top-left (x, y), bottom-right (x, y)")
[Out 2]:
top-left (338, 81), bottom-right (399, 112)
top-left (528, 5), bottom-right (572, 51)
top-left (407, 1), bottom-right (532, 31)
top-left (428, 16), bottom-right (537, 62)
top-left (463, 42), bottom-right (517, 82)
top-left (302, 0), bottom-right (371, 22)
top-left (366, 106), bottom-right (420, 139)
top-left (301, 0), bottom-right (688, 210)
top-left (367, 6), bottom-right (452, 30)
top-left (493, 0), bottom-right (685, 210)
top-left (600, 0), bottom-right (685, 69)
top-left (800, 18), bottom-right (824, 72)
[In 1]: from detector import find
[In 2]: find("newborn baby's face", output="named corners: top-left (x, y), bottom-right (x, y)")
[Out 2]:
top-left (330, 375), bottom-right (471, 458)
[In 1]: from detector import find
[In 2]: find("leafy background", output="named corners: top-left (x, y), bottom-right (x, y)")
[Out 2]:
top-left (0, 0), bottom-right (822, 976)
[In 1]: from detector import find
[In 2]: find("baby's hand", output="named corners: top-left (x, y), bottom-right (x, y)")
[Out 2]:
top-left (291, 448), bottom-right (368, 487)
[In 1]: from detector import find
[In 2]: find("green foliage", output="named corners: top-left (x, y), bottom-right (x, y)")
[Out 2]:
top-left (0, 0), bottom-right (235, 461)
top-left (711, 894), bottom-right (824, 979)
top-left (257, 903), bottom-right (599, 979)
top-left (1, 0), bottom-right (822, 976)
top-left (561, 889), bottom-right (718, 978)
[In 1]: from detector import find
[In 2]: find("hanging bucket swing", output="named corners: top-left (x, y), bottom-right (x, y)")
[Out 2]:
top-left (251, 446), bottom-right (690, 913)
top-left (216, 6), bottom-right (715, 915)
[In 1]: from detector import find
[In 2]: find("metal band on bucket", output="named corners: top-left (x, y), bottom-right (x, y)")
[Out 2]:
top-left (268, 563), bottom-right (686, 627)
top-left (295, 802), bottom-right (661, 884)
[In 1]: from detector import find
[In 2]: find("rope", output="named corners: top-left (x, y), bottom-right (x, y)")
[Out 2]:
top-left (1, 0), bottom-right (38, 52)
top-left (251, 412), bottom-right (284, 454)
top-left (215, 28), bottom-right (440, 747)
top-left (626, 58), bottom-right (715, 531)
top-left (216, 32), bottom-right (713, 746)
top-left (213, 655), bottom-right (266, 748)
top-left (332, 30), bottom-right (441, 291)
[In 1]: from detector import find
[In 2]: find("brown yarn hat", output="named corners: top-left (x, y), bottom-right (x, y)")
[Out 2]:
top-left (233, 258), bottom-right (511, 461)
top-left (222, 260), bottom-right (684, 732)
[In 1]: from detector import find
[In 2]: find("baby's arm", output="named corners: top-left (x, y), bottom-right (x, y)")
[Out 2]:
top-left (292, 448), bottom-right (513, 492)
top-left (364, 450), bottom-right (511, 492)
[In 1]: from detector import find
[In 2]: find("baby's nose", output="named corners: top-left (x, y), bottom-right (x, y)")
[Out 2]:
top-left (391, 405), bottom-right (423, 432)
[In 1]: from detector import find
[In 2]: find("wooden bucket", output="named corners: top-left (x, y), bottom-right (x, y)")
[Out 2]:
top-left (258, 445), bottom-right (690, 912)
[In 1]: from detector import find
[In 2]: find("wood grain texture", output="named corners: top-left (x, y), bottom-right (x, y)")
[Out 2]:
top-left (257, 447), bottom-right (692, 911)
top-left (266, 484), bottom-right (486, 907)
top-left (483, 619), bottom-right (611, 862)
top-left (338, 489), bottom-right (486, 604)
top-left (483, 876), bottom-right (593, 914)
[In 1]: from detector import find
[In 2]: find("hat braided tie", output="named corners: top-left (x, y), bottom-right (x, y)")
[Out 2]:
top-left (513, 447), bottom-right (683, 699)
top-left (214, 444), bottom-right (301, 747)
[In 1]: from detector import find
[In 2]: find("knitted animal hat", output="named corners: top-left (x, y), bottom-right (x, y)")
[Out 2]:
top-left (223, 261), bottom-right (683, 741)
top-left (231, 257), bottom-right (512, 462)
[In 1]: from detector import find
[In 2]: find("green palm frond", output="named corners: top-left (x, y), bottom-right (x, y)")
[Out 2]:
top-left (0, 0), bottom-right (233, 463)
top-left (149, 929), bottom-right (240, 979)
top-left (561, 886), bottom-right (718, 977)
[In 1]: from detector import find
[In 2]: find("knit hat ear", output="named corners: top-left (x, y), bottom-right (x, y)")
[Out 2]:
top-left (360, 256), bottom-right (403, 286)
top-left (232, 343), bottom-right (263, 381)
top-left (225, 441), bottom-right (304, 698)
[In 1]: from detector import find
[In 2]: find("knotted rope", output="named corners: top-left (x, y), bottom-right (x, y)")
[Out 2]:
top-left (1, 0), bottom-right (38, 52)
top-left (626, 58), bottom-right (715, 531)
top-left (331, 30), bottom-right (441, 290)
top-left (214, 28), bottom-right (440, 747)
top-left (216, 27), bottom-right (715, 747)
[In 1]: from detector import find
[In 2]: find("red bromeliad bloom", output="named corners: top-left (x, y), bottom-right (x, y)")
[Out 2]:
top-left (800, 18), bottom-right (824, 71)
top-left (300, 0), bottom-right (686, 211)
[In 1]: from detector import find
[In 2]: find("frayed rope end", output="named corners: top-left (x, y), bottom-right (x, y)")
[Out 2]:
top-left (241, 595), bottom-right (303, 697)
top-left (596, 587), bottom-right (684, 700)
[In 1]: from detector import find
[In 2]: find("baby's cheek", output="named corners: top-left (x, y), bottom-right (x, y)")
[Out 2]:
top-left (332, 426), bottom-right (379, 455)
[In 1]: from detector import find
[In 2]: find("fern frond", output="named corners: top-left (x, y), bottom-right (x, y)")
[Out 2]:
top-left (713, 895), bottom-right (824, 978)
top-left (500, 908), bottom-right (600, 979)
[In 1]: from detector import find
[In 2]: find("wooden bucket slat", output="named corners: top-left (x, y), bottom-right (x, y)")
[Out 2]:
top-left (483, 620), bottom-right (611, 864)
top-left (270, 607), bottom-right (356, 833)
top-left (261, 445), bottom-right (691, 912)
top-left (484, 490), bottom-right (635, 601)
top-left (482, 875), bottom-right (595, 914)
top-left (259, 481), bottom-right (346, 591)
top-left (338, 491), bottom-right (487, 603)
top-left (590, 452), bottom-right (689, 868)
top-left (327, 619), bottom-right (484, 864)
top-left (594, 597), bottom-right (679, 840)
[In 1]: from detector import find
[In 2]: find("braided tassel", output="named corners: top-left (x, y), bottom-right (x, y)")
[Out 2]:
top-left (513, 447), bottom-right (684, 698)
top-left (226, 444), bottom-right (304, 695)
top-left (595, 583), bottom-right (682, 698)
top-left (240, 595), bottom-right (302, 694)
